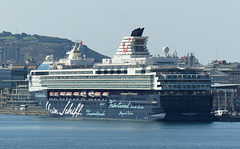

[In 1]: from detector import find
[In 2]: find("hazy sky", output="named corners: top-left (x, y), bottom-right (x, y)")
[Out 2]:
top-left (0, 0), bottom-right (239, 64)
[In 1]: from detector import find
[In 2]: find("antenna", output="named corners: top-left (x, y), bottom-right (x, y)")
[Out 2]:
top-left (216, 49), bottom-right (218, 60)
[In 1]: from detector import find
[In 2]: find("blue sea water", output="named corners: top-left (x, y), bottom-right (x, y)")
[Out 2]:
top-left (0, 114), bottom-right (240, 149)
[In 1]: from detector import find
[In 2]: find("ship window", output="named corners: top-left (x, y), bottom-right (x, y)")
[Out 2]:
top-left (134, 39), bottom-right (145, 44)
top-left (135, 70), bottom-right (145, 74)
top-left (122, 70), bottom-right (127, 74)
top-left (134, 46), bottom-right (144, 51)
top-left (36, 72), bottom-right (49, 75)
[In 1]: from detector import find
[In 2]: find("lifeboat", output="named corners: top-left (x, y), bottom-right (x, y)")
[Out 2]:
top-left (73, 92), bottom-right (80, 96)
top-left (66, 92), bottom-right (72, 96)
top-left (88, 91), bottom-right (95, 97)
top-left (94, 92), bottom-right (101, 97)
top-left (49, 92), bottom-right (54, 96)
top-left (80, 91), bottom-right (87, 97)
top-left (54, 92), bottom-right (59, 97)
top-left (60, 92), bottom-right (66, 96)
top-left (102, 92), bottom-right (109, 97)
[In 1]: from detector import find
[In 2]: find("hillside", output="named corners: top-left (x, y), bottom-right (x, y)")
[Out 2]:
top-left (0, 31), bottom-right (109, 64)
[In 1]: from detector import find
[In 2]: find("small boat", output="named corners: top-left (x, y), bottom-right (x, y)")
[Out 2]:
top-left (54, 92), bottom-right (59, 97)
top-left (151, 101), bottom-right (157, 104)
top-left (19, 105), bottom-right (28, 111)
top-left (49, 92), bottom-right (54, 96)
top-left (102, 92), bottom-right (109, 97)
top-left (66, 92), bottom-right (72, 96)
top-left (94, 92), bottom-right (101, 97)
top-left (73, 92), bottom-right (80, 96)
top-left (88, 91), bottom-right (95, 97)
top-left (80, 91), bottom-right (87, 97)
top-left (60, 92), bottom-right (66, 96)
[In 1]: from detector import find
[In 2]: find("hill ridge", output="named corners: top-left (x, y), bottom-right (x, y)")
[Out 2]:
top-left (0, 31), bottom-right (109, 64)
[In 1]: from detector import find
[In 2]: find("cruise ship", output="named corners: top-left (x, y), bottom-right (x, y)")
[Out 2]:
top-left (29, 28), bottom-right (216, 121)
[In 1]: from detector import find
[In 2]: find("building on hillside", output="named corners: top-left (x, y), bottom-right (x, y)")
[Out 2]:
top-left (0, 65), bottom-right (38, 107)
top-left (11, 66), bottom-right (29, 88)
top-left (0, 66), bottom-right (12, 89)
top-left (206, 60), bottom-right (240, 113)
top-left (205, 60), bottom-right (240, 84)
top-left (5, 84), bottom-right (39, 107)
top-left (0, 65), bottom-right (28, 89)
top-left (0, 43), bottom-right (25, 64)
top-left (212, 84), bottom-right (240, 113)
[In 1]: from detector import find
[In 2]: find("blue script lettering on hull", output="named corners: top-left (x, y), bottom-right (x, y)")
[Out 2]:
top-left (46, 101), bottom-right (84, 117)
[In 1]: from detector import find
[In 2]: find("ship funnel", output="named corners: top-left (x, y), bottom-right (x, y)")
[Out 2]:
top-left (131, 28), bottom-right (144, 37)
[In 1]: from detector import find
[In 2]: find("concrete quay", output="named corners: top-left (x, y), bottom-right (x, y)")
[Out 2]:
top-left (0, 107), bottom-right (49, 115)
